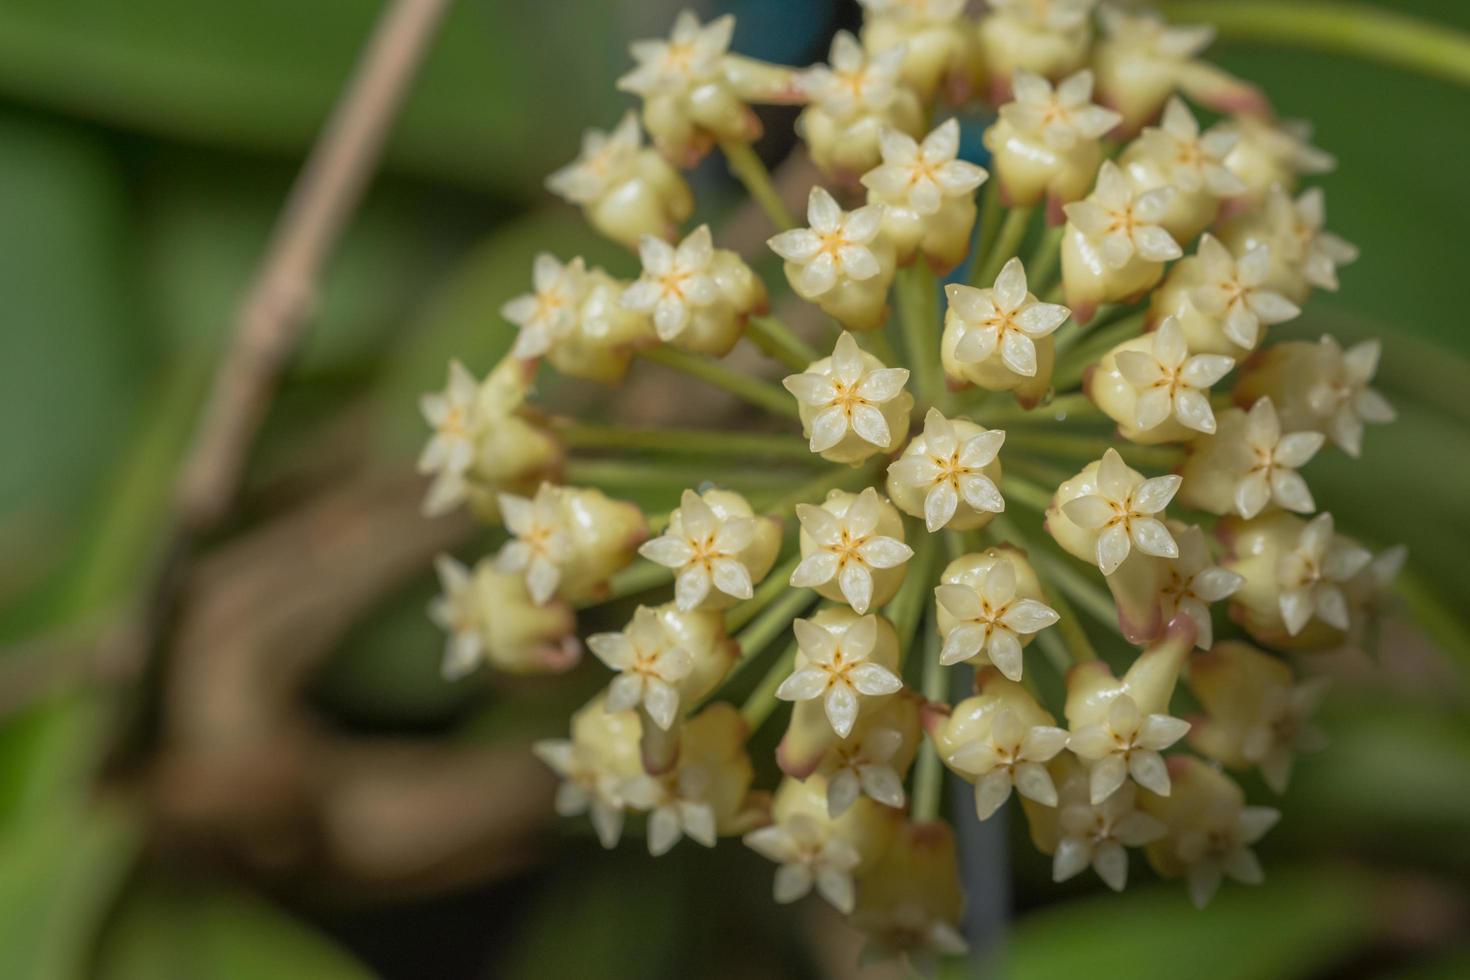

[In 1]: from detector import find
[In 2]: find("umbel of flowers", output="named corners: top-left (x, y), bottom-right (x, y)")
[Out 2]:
top-left (418, 2), bottom-right (1403, 968)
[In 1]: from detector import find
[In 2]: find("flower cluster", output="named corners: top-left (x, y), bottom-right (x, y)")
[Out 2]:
top-left (418, 2), bottom-right (1403, 967)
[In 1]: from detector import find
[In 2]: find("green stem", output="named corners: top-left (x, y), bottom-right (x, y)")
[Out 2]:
top-left (910, 617), bottom-right (946, 822)
top-left (739, 638), bottom-right (800, 730)
top-left (747, 315), bottom-right (821, 371)
top-left (1005, 430), bottom-right (1183, 471)
top-left (1040, 579), bottom-right (1100, 663)
top-left (978, 391), bottom-right (1100, 428)
top-left (896, 263), bottom-right (944, 407)
top-left (639, 345), bottom-right (801, 419)
top-left (856, 327), bottom-right (902, 367)
top-left (1163, 1), bottom-right (1470, 88)
top-left (884, 532), bottom-right (936, 667)
top-left (972, 179), bottom-right (1004, 278)
top-left (973, 204), bottom-right (1034, 289)
top-left (588, 561), bottom-right (673, 606)
top-left (557, 421), bottom-right (813, 460)
top-left (736, 583), bottom-right (816, 662)
top-left (727, 551), bottom-right (804, 633)
top-left (1025, 225), bottom-right (1065, 296)
top-left (998, 474), bottom-right (1055, 515)
top-left (758, 460), bottom-right (878, 517)
top-left (1396, 565), bottom-right (1470, 677)
top-left (564, 458), bottom-right (794, 492)
top-left (1054, 311), bottom-right (1148, 391)
top-left (720, 140), bottom-right (797, 230)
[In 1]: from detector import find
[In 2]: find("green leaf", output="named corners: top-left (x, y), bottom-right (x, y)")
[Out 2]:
top-left (96, 875), bottom-right (377, 980)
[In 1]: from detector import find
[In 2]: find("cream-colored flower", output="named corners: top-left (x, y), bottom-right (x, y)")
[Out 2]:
top-left (494, 484), bottom-right (572, 605)
top-left (858, 0), bottom-right (978, 101)
top-left (744, 812), bottom-right (863, 913)
top-left (1068, 693), bottom-right (1191, 804)
top-left (1219, 186), bottom-right (1359, 303)
top-left (770, 188), bottom-right (894, 332)
top-left (1059, 449), bottom-right (1182, 575)
top-left (428, 555), bottom-right (484, 680)
top-left (1061, 161), bottom-right (1181, 319)
top-left (797, 30), bottom-right (924, 176)
top-left (587, 606), bottom-right (694, 730)
top-left (1050, 764), bottom-right (1167, 892)
top-left (823, 724), bottom-right (907, 817)
top-left (944, 258), bottom-right (1071, 384)
top-left (777, 614), bottom-right (904, 738)
top-left (1107, 316), bottom-right (1236, 435)
top-left (934, 561), bottom-right (1058, 677)
top-left (887, 409), bottom-right (1005, 532)
top-left (639, 488), bottom-right (776, 612)
top-left (1159, 524), bottom-right (1243, 650)
top-left (1234, 335), bottom-right (1393, 458)
top-left (622, 225), bottom-right (721, 342)
top-left (860, 120), bottom-right (987, 267)
top-left (984, 69), bottom-right (1119, 209)
top-left (1220, 115), bottom-right (1335, 203)
top-left (1156, 234), bottom-right (1300, 357)
top-left (792, 488), bottom-right (913, 614)
top-left (533, 694), bottom-right (645, 848)
top-left (783, 331), bottom-right (911, 462)
top-left (851, 820), bottom-right (968, 970)
top-left (418, 360), bottom-right (481, 515)
top-left (1235, 397), bottom-right (1323, 516)
top-left (1119, 97), bottom-right (1245, 242)
top-left (503, 254), bottom-right (589, 360)
top-left (1275, 512), bottom-right (1372, 636)
top-left (978, 0), bottom-right (1097, 91)
top-left (940, 680), bottom-right (1070, 819)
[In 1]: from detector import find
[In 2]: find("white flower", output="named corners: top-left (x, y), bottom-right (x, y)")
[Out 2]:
top-left (428, 555), bottom-right (483, 680)
top-left (1099, 6), bottom-right (1214, 60)
top-left (933, 560), bottom-right (1058, 678)
top-left (1064, 161), bottom-right (1182, 268)
top-left (1000, 70), bottom-right (1120, 151)
top-left (1235, 397), bottom-right (1324, 517)
top-left (802, 30), bottom-right (904, 121)
top-left (888, 409), bottom-right (1006, 531)
top-left (545, 111), bottom-right (643, 204)
top-left (1161, 525), bottom-right (1244, 650)
top-left (946, 258), bottom-right (1070, 378)
top-left (587, 607), bottom-right (694, 730)
top-left (639, 489), bottom-right (760, 611)
top-left (418, 360), bottom-right (478, 477)
top-left (1189, 236), bottom-right (1300, 351)
top-left (1061, 449), bottom-right (1183, 575)
top-left (617, 10), bottom-right (733, 97)
top-left (1243, 676), bottom-right (1331, 793)
top-left (791, 488), bottom-right (913, 614)
top-left (859, 0), bottom-right (967, 19)
top-left (1177, 805), bottom-right (1280, 909)
top-left (1284, 187), bottom-right (1360, 292)
top-left (860, 119), bottom-right (987, 215)
top-left (533, 738), bottom-right (627, 849)
top-left (1114, 316), bottom-right (1235, 434)
top-left (1053, 781), bottom-right (1167, 892)
top-left (502, 254), bottom-right (588, 359)
top-left (769, 187), bottom-right (885, 297)
top-left (1068, 694), bottom-right (1191, 804)
top-left (825, 727), bottom-right (906, 817)
top-left (783, 332), bottom-right (909, 453)
top-left (1276, 513), bottom-right (1372, 635)
top-left (947, 707), bottom-right (1069, 819)
top-left (989, 0), bottom-right (1095, 31)
top-left (744, 814), bottom-right (862, 913)
top-left (1128, 97), bottom-right (1244, 198)
top-left (494, 484), bottom-right (571, 605)
top-left (621, 225), bottom-right (721, 341)
top-left (776, 614), bottom-right (904, 738)
top-left (623, 765), bottom-right (719, 856)
top-left (1307, 336), bottom-right (1395, 457)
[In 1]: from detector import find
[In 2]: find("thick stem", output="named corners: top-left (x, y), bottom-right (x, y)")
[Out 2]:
top-left (973, 205), bottom-right (1034, 289)
top-left (747, 315), bottom-right (821, 371)
top-left (1024, 225), bottom-right (1065, 297)
top-left (972, 179), bottom-right (1004, 280)
top-left (721, 140), bottom-right (797, 231)
top-left (587, 561), bottom-right (674, 606)
top-left (896, 263), bottom-right (944, 408)
top-left (556, 422), bottom-right (814, 460)
top-left (639, 346), bottom-right (801, 420)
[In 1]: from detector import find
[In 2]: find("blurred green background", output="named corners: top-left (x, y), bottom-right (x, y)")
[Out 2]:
top-left (1, 1), bottom-right (1468, 978)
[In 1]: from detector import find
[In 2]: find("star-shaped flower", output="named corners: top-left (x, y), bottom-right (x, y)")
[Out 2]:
top-left (494, 484), bottom-right (571, 605)
top-left (1307, 336), bottom-right (1395, 457)
top-left (776, 614), bottom-right (904, 738)
top-left (783, 332), bottom-right (910, 453)
top-left (1061, 449), bottom-right (1183, 575)
top-left (744, 813), bottom-right (862, 913)
top-left (791, 488), bottom-right (913, 613)
top-left (946, 258), bottom-right (1070, 378)
top-left (587, 606), bottom-right (694, 730)
top-left (1099, 7), bottom-right (1214, 61)
top-left (533, 738), bottom-right (628, 849)
top-left (428, 555), bottom-right (483, 680)
top-left (802, 30), bottom-right (905, 121)
top-left (1052, 779), bottom-right (1167, 892)
top-left (990, 0), bottom-right (1094, 32)
top-left (824, 726), bottom-right (906, 817)
top-left (769, 187), bottom-right (885, 298)
top-left (1064, 161), bottom-right (1182, 269)
top-left (1244, 676), bottom-right (1331, 793)
top-left (1130, 97), bottom-right (1244, 198)
top-left (545, 111), bottom-right (643, 204)
top-left (623, 764), bottom-right (719, 857)
top-left (1176, 802), bottom-right (1280, 909)
top-left (418, 360), bottom-right (478, 478)
top-left (1160, 525), bottom-right (1243, 650)
top-left (1276, 512), bottom-right (1372, 635)
top-left (639, 489), bottom-right (760, 611)
top-left (621, 224), bottom-right (721, 341)
top-left (1114, 316), bottom-right (1235, 434)
top-left (860, 118), bottom-right (987, 215)
top-left (999, 69), bottom-right (1120, 151)
top-left (1280, 186), bottom-right (1360, 292)
top-left (502, 254), bottom-right (588, 359)
top-left (888, 409), bottom-right (1006, 531)
top-left (1234, 397), bottom-right (1324, 517)
top-left (1190, 235), bottom-right (1300, 351)
top-left (617, 10), bottom-right (733, 97)
top-left (948, 707), bottom-right (1069, 819)
top-left (1068, 694), bottom-right (1191, 804)
top-left (934, 560), bottom-right (1058, 678)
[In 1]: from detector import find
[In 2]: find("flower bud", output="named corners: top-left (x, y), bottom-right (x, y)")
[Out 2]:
top-left (932, 670), bottom-right (1068, 819)
top-left (931, 547), bottom-right (1058, 678)
top-left (979, 0), bottom-right (1096, 100)
top-left (1086, 316), bottom-right (1235, 442)
top-left (792, 488), bottom-right (913, 614)
top-left (430, 555), bottom-right (579, 679)
top-left (1139, 756), bottom-right (1279, 908)
top-left (1178, 398), bottom-right (1324, 519)
top-left (1233, 335), bottom-right (1393, 458)
top-left (639, 488), bottom-right (782, 612)
top-left (545, 112), bottom-right (695, 249)
top-left (1216, 187), bottom-right (1358, 304)
top-left (943, 258), bottom-right (1071, 406)
top-left (1061, 161), bottom-right (1182, 323)
top-left (784, 332), bottom-right (913, 465)
top-left (851, 820), bottom-right (968, 969)
top-left (983, 69), bottom-right (1120, 216)
top-left (815, 693), bottom-right (923, 817)
top-left (1117, 97), bottom-right (1246, 243)
top-left (797, 31), bottom-right (925, 179)
top-left (622, 224), bottom-right (765, 357)
top-left (860, 0), bottom-right (982, 102)
top-left (1150, 235), bottom-right (1300, 358)
top-left (1188, 641), bottom-right (1329, 793)
top-left (1218, 115), bottom-right (1335, 206)
top-left (861, 120), bottom-right (988, 270)
top-left (770, 188), bottom-right (896, 332)
top-left (534, 692), bottom-right (646, 847)
top-left (887, 408), bottom-right (1006, 533)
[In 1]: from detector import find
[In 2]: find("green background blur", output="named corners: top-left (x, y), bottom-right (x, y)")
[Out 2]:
top-left (1, 1), bottom-right (1468, 978)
